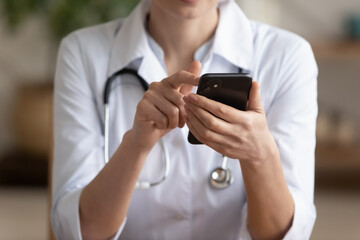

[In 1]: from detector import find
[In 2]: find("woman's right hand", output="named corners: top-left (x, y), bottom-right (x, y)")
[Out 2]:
top-left (80, 63), bottom-right (200, 240)
top-left (129, 61), bottom-right (201, 151)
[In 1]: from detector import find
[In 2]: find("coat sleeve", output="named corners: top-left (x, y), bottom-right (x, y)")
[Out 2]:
top-left (238, 38), bottom-right (318, 240)
top-left (51, 32), bottom-right (126, 240)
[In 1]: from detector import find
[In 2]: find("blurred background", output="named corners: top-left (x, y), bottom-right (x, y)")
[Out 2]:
top-left (0, 0), bottom-right (359, 239)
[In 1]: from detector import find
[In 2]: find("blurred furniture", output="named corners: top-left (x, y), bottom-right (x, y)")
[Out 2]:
top-left (316, 143), bottom-right (360, 190)
top-left (13, 83), bottom-right (53, 158)
top-left (48, 106), bottom-right (55, 240)
top-left (0, 83), bottom-right (53, 186)
top-left (316, 144), bottom-right (360, 171)
top-left (312, 40), bottom-right (360, 190)
top-left (312, 41), bottom-right (360, 60)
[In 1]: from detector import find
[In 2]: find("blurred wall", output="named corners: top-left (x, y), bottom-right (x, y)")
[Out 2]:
top-left (0, 16), bottom-right (53, 155)
top-left (239, 0), bottom-right (360, 40)
top-left (275, 0), bottom-right (360, 142)
top-left (279, 0), bottom-right (360, 40)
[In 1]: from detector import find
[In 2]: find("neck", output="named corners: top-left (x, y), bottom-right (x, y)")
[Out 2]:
top-left (148, 4), bottom-right (218, 75)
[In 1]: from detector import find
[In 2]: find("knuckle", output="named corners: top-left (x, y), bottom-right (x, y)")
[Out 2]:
top-left (136, 101), bottom-right (144, 111)
top-left (163, 79), bottom-right (172, 88)
top-left (137, 100), bottom-right (148, 113)
top-left (243, 115), bottom-right (253, 130)
top-left (217, 106), bottom-right (227, 117)
top-left (169, 107), bottom-right (179, 118)
top-left (143, 91), bottom-right (157, 103)
top-left (174, 95), bottom-right (185, 106)
top-left (175, 70), bottom-right (191, 81)
top-left (143, 91), bottom-right (151, 100)
top-left (177, 70), bottom-right (188, 77)
top-left (148, 81), bottom-right (160, 90)
top-left (201, 130), bottom-right (211, 140)
top-left (206, 118), bottom-right (218, 129)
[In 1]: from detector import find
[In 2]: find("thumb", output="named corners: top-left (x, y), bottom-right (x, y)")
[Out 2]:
top-left (180, 61), bottom-right (202, 94)
top-left (187, 60), bottom-right (201, 77)
top-left (247, 81), bottom-right (264, 113)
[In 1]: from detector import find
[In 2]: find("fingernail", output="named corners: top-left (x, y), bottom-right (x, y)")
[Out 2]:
top-left (188, 93), bottom-right (198, 102)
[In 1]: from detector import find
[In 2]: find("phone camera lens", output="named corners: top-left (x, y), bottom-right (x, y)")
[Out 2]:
top-left (211, 79), bottom-right (222, 89)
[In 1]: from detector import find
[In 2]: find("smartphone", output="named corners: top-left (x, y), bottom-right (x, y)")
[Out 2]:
top-left (187, 73), bottom-right (252, 144)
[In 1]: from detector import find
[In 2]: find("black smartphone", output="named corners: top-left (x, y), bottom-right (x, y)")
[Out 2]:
top-left (187, 73), bottom-right (252, 144)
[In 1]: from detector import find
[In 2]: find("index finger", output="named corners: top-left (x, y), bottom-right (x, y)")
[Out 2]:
top-left (184, 93), bottom-right (247, 123)
top-left (166, 70), bottom-right (199, 89)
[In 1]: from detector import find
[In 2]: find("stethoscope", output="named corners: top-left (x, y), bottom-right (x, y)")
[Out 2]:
top-left (103, 68), bottom-right (234, 190)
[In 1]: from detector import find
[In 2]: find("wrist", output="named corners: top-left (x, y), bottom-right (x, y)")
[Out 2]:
top-left (122, 130), bottom-right (153, 157)
top-left (239, 137), bottom-right (280, 171)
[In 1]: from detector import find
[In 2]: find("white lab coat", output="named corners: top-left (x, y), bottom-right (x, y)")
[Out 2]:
top-left (51, 0), bottom-right (318, 239)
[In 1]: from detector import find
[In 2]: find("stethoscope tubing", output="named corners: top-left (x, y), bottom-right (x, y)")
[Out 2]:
top-left (103, 69), bottom-right (171, 190)
top-left (103, 68), bottom-right (149, 164)
top-left (104, 104), bottom-right (110, 164)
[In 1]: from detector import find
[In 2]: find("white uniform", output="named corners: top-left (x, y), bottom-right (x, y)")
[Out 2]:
top-left (51, 0), bottom-right (318, 239)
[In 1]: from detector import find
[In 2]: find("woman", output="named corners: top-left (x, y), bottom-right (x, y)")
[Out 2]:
top-left (52, 0), bottom-right (318, 239)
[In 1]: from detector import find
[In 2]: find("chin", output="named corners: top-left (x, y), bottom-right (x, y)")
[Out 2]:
top-left (152, 0), bottom-right (218, 20)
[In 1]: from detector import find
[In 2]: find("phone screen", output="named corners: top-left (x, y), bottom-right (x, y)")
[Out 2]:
top-left (188, 73), bottom-right (252, 144)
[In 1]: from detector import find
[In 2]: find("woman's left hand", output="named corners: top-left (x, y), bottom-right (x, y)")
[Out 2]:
top-left (184, 81), bottom-right (279, 165)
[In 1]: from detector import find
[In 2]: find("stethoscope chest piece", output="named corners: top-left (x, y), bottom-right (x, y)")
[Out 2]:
top-left (210, 156), bottom-right (234, 189)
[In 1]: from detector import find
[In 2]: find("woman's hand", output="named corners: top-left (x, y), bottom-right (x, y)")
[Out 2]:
top-left (184, 81), bottom-right (294, 239)
top-left (184, 81), bottom-right (279, 165)
top-left (130, 61), bottom-right (201, 151)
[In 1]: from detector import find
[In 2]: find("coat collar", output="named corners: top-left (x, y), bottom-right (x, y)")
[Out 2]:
top-left (213, 0), bottom-right (254, 72)
top-left (107, 0), bottom-right (154, 79)
top-left (108, 0), bottom-right (254, 81)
